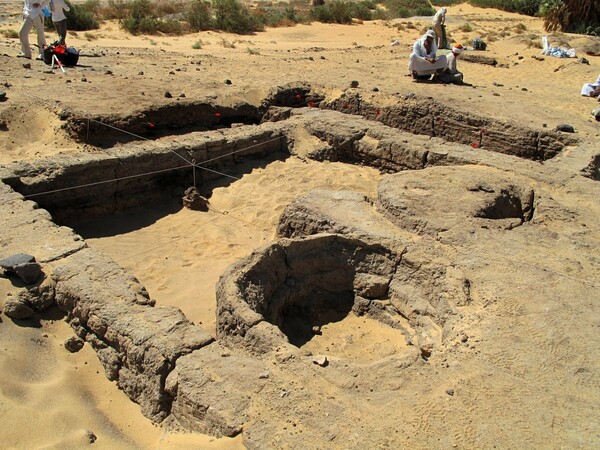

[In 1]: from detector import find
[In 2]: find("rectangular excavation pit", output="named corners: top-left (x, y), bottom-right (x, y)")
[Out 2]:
top-left (1, 125), bottom-right (288, 225)
top-left (63, 101), bottom-right (265, 148)
top-left (322, 91), bottom-right (576, 161)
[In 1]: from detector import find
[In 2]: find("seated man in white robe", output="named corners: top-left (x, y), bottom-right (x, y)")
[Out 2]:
top-left (581, 74), bottom-right (600, 98)
top-left (408, 30), bottom-right (447, 80)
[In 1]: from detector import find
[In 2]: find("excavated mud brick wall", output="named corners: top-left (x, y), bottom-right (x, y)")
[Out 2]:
top-left (322, 91), bottom-right (574, 161)
top-left (0, 123), bottom-right (287, 224)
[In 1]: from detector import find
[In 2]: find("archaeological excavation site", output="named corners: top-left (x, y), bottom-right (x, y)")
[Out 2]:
top-left (1, 83), bottom-right (599, 448)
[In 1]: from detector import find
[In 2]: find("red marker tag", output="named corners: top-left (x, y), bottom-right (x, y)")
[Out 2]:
top-left (308, 101), bottom-right (315, 107)
top-left (215, 113), bottom-right (221, 118)
top-left (295, 94), bottom-right (302, 100)
top-left (148, 122), bottom-right (155, 128)
top-left (472, 142), bottom-right (478, 148)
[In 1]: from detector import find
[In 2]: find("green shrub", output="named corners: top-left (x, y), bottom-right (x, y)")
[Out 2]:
top-left (382, 0), bottom-right (433, 19)
top-left (311, 1), bottom-right (353, 24)
top-left (120, 0), bottom-right (184, 35)
top-left (349, 1), bottom-right (375, 21)
top-left (61, 0), bottom-right (100, 31)
top-left (187, 0), bottom-right (213, 31)
top-left (213, 0), bottom-right (261, 34)
top-left (1, 29), bottom-right (18, 38)
top-left (104, 0), bottom-right (129, 20)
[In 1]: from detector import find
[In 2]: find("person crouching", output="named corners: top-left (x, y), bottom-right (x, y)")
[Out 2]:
top-left (437, 44), bottom-right (465, 85)
top-left (408, 30), bottom-right (447, 81)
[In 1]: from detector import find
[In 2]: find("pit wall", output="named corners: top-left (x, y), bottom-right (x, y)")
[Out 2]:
top-left (0, 123), bottom-right (288, 224)
top-left (0, 179), bottom-right (276, 437)
top-left (215, 234), bottom-right (402, 354)
top-left (63, 83), bottom-right (320, 147)
top-left (321, 90), bottom-right (574, 161)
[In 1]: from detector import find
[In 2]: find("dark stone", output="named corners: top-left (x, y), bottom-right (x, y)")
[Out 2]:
top-left (0, 253), bottom-right (35, 268)
top-left (164, 91), bottom-right (172, 98)
top-left (579, 57), bottom-right (589, 65)
top-left (64, 336), bottom-right (85, 353)
top-left (372, 87), bottom-right (379, 92)
top-left (350, 80), bottom-right (359, 88)
top-left (224, 79), bottom-right (232, 85)
top-left (23, 63), bottom-right (31, 69)
top-left (0, 254), bottom-right (43, 284)
top-left (0, 91), bottom-right (7, 101)
top-left (555, 124), bottom-right (575, 133)
top-left (14, 262), bottom-right (43, 285)
top-left (446, 389), bottom-right (455, 396)
top-left (4, 299), bottom-right (34, 319)
top-left (138, 71), bottom-right (144, 75)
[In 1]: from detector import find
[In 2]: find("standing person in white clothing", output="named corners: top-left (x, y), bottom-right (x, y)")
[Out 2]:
top-left (432, 7), bottom-right (447, 49)
top-left (18, 0), bottom-right (49, 59)
top-left (50, 0), bottom-right (70, 45)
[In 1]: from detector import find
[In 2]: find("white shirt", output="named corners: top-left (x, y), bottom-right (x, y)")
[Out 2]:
top-left (23, 0), bottom-right (48, 19)
top-left (49, 0), bottom-right (70, 22)
top-left (412, 34), bottom-right (437, 60)
top-left (432, 8), bottom-right (446, 26)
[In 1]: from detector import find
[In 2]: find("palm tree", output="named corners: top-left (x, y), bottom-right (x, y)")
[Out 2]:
top-left (543, 0), bottom-right (600, 33)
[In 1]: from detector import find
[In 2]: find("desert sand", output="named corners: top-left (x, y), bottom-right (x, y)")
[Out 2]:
top-left (0, 2), bottom-right (599, 449)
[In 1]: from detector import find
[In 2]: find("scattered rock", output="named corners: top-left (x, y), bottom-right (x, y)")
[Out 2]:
top-left (372, 87), bottom-right (379, 92)
top-left (164, 91), bottom-right (172, 98)
top-left (446, 389), bottom-right (455, 396)
top-left (592, 107), bottom-right (600, 121)
top-left (43, 70), bottom-right (53, 74)
top-left (555, 124), bottom-right (575, 133)
top-left (224, 79), bottom-right (232, 85)
top-left (312, 325), bottom-right (322, 335)
top-left (169, 71), bottom-right (175, 75)
top-left (0, 91), bottom-right (6, 102)
top-left (85, 430), bottom-right (97, 444)
top-left (579, 57), bottom-right (589, 65)
top-left (81, 77), bottom-right (87, 82)
top-left (23, 62), bottom-right (31, 69)
top-left (182, 187), bottom-right (209, 211)
top-left (105, 70), bottom-right (113, 75)
top-left (26, 277), bottom-right (56, 311)
top-left (350, 80), bottom-right (359, 88)
top-left (258, 370), bottom-right (269, 379)
top-left (0, 253), bottom-right (43, 285)
top-left (179, 93), bottom-right (186, 98)
top-left (313, 356), bottom-right (329, 367)
top-left (138, 71), bottom-right (144, 75)
top-left (492, 82), bottom-right (504, 87)
top-left (64, 336), bottom-right (85, 353)
top-left (4, 299), bottom-right (34, 320)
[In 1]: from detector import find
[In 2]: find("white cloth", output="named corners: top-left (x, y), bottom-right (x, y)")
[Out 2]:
top-left (432, 8), bottom-right (446, 26)
top-left (408, 33), bottom-right (446, 74)
top-left (23, 0), bottom-right (48, 19)
top-left (50, 0), bottom-right (70, 22)
top-left (581, 74), bottom-right (600, 96)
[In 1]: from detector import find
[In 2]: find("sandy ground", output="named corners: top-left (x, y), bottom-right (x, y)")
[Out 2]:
top-left (0, 2), bottom-right (599, 448)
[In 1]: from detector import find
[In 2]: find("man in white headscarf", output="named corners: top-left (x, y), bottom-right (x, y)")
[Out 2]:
top-left (408, 30), bottom-right (447, 80)
top-left (438, 43), bottom-right (465, 84)
top-left (18, 0), bottom-right (49, 59)
top-left (432, 7), bottom-right (447, 49)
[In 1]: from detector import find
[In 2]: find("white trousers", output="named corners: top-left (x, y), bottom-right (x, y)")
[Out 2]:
top-left (408, 54), bottom-right (447, 75)
top-left (19, 15), bottom-right (46, 58)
